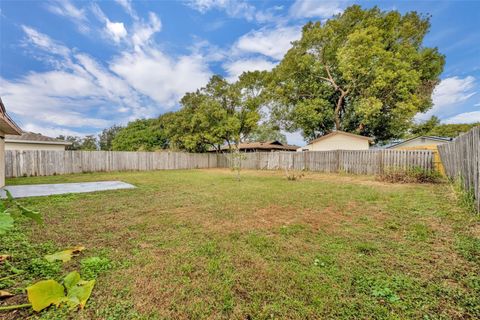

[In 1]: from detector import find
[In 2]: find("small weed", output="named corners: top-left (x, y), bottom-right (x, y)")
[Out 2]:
top-left (371, 287), bottom-right (400, 303)
top-left (453, 178), bottom-right (476, 213)
top-left (355, 242), bottom-right (378, 255)
top-left (80, 257), bottom-right (112, 279)
top-left (456, 235), bottom-right (480, 263)
top-left (408, 223), bottom-right (432, 242)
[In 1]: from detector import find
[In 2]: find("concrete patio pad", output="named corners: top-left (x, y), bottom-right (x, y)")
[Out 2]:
top-left (0, 181), bottom-right (135, 198)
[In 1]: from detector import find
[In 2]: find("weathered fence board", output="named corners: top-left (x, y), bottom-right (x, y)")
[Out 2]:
top-left (438, 126), bottom-right (480, 212)
top-left (5, 149), bottom-right (434, 179)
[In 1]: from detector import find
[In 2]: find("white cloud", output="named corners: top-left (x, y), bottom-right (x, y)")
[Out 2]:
top-left (444, 111), bottom-right (480, 124)
top-left (131, 12), bottom-right (162, 51)
top-left (2, 23), bottom-right (213, 137)
top-left (114, 0), bottom-right (138, 20)
top-left (289, 0), bottom-right (344, 19)
top-left (185, 0), bottom-right (277, 23)
top-left (90, 4), bottom-right (128, 44)
top-left (46, 0), bottom-right (89, 33)
top-left (110, 49), bottom-right (211, 107)
top-left (106, 21), bottom-right (128, 43)
top-left (22, 123), bottom-right (86, 138)
top-left (234, 26), bottom-right (300, 60)
top-left (433, 76), bottom-right (476, 108)
top-left (21, 25), bottom-right (71, 58)
top-left (417, 76), bottom-right (477, 121)
top-left (224, 58), bottom-right (276, 82)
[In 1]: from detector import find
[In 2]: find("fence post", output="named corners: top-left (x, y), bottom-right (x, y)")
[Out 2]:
top-left (336, 150), bottom-right (340, 173)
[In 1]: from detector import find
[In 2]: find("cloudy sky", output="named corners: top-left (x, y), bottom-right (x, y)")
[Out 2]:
top-left (1, 0), bottom-right (479, 145)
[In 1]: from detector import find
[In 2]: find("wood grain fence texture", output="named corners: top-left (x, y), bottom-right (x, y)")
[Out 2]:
top-left (5, 149), bottom-right (433, 178)
top-left (438, 126), bottom-right (480, 212)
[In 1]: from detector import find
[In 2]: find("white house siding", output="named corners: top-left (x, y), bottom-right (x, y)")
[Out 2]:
top-left (304, 134), bottom-right (370, 151)
top-left (389, 138), bottom-right (449, 149)
top-left (5, 142), bottom-right (67, 151)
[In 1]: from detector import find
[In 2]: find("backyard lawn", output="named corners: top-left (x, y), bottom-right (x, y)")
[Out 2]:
top-left (1, 169), bottom-right (479, 319)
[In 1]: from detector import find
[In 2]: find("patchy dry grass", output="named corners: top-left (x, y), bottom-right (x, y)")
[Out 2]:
top-left (1, 169), bottom-right (479, 319)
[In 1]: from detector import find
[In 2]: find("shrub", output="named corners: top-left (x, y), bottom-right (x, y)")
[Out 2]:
top-left (377, 166), bottom-right (442, 184)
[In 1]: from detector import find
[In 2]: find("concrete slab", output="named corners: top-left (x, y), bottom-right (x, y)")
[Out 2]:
top-left (0, 181), bottom-right (135, 199)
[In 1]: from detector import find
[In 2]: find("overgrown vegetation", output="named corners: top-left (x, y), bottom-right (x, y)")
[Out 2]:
top-left (0, 194), bottom-right (97, 314)
top-left (452, 176), bottom-right (477, 213)
top-left (1, 169), bottom-right (478, 319)
top-left (377, 166), bottom-right (442, 184)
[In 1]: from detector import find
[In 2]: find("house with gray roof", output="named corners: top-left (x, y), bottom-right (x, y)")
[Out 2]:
top-left (5, 132), bottom-right (72, 151)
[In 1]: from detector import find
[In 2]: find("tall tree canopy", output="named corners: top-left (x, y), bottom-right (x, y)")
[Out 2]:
top-left (170, 72), bottom-right (265, 152)
top-left (98, 125), bottom-right (123, 151)
top-left (269, 5), bottom-right (445, 142)
top-left (409, 116), bottom-right (479, 138)
top-left (112, 115), bottom-right (173, 151)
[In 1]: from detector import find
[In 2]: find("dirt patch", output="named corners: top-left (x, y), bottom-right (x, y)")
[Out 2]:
top-left (171, 203), bottom-right (384, 235)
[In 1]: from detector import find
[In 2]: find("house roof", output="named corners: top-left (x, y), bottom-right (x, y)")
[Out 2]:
top-left (218, 140), bottom-right (299, 151)
top-left (307, 130), bottom-right (373, 146)
top-left (386, 136), bottom-right (453, 149)
top-left (0, 98), bottom-right (22, 135)
top-left (5, 132), bottom-right (72, 146)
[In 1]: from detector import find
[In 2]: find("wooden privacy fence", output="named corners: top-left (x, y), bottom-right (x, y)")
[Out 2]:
top-left (438, 126), bottom-right (480, 212)
top-left (5, 151), bottom-right (218, 178)
top-left (5, 149), bottom-right (433, 178)
top-left (218, 149), bottom-right (434, 174)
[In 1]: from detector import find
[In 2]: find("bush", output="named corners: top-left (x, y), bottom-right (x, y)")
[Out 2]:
top-left (377, 166), bottom-right (442, 184)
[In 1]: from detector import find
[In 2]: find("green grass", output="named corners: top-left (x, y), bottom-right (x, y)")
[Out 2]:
top-left (1, 169), bottom-right (479, 319)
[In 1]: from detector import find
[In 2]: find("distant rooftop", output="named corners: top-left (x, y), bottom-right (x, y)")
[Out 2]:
top-left (5, 132), bottom-right (72, 145)
top-left (385, 135), bottom-right (453, 149)
top-left (211, 140), bottom-right (299, 152)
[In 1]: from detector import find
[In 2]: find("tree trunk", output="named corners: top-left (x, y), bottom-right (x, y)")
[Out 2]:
top-left (334, 91), bottom-right (347, 130)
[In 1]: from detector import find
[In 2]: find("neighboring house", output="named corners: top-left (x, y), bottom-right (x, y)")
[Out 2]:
top-left (0, 98), bottom-right (22, 187)
top-left (212, 141), bottom-right (299, 152)
top-left (298, 130), bottom-right (373, 151)
top-left (386, 136), bottom-right (452, 150)
top-left (5, 132), bottom-right (72, 151)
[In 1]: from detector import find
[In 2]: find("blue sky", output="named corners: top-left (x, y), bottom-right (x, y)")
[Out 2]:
top-left (1, 0), bottom-right (479, 145)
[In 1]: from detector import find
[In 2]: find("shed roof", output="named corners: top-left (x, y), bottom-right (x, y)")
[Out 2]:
top-left (307, 130), bottom-right (373, 145)
top-left (386, 136), bottom-right (452, 149)
top-left (217, 140), bottom-right (299, 151)
top-left (5, 132), bottom-right (72, 145)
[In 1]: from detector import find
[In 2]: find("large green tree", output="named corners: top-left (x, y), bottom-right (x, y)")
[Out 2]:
top-left (56, 135), bottom-right (82, 150)
top-left (170, 72), bottom-right (265, 152)
top-left (269, 5), bottom-right (445, 141)
top-left (98, 125), bottom-right (123, 150)
top-left (410, 116), bottom-right (479, 138)
top-left (111, 115), bottom-right (173, 151)
top-left (80, 135), bottom-right (98, 150)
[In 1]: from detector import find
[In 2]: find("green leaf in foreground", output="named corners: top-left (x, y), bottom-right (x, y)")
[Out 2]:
top-left (0, 212), bottom-right (14, 235)
top-left (25, 272), bottom-right (95, 312)
top-left (44, 246), bottom-right (85, 263)
top-left (64, 273), bottom-right (95, 309)
top-left (4, 189), bottom-right (43, 224)
top-left (26, 279), bottom-right (65, 312)
top-left (63, 271), bottom-right (81, 290)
